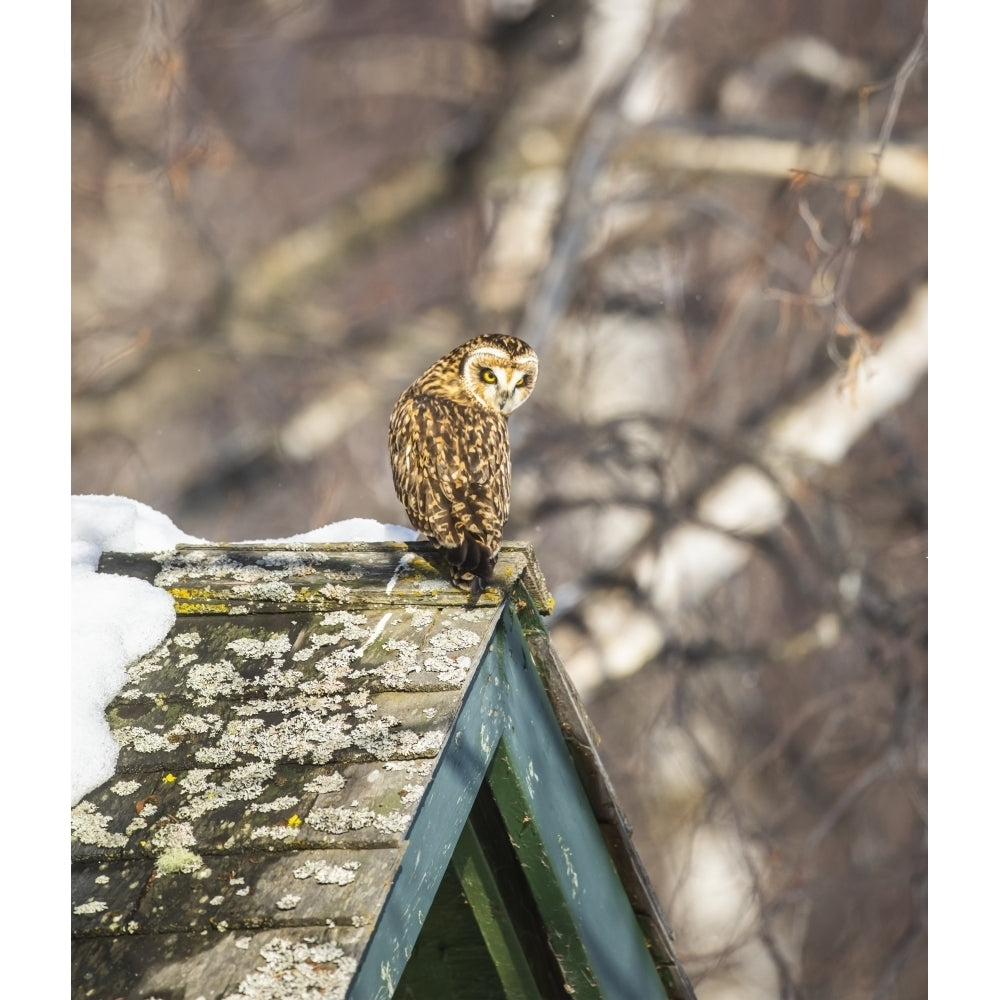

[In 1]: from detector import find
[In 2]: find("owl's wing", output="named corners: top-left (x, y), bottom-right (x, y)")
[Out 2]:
top-left (393, 393), bottom-right (509, 579)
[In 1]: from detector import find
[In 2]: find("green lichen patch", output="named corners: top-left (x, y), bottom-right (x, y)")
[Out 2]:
top-left (154, 846), bottom-right (204, 875)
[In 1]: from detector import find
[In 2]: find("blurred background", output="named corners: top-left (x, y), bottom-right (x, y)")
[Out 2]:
top-left (72, 1), bottom-right (927, 997)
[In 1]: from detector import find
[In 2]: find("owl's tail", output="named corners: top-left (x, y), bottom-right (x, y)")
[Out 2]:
top-left (442, 536), bottom-right (497, 596)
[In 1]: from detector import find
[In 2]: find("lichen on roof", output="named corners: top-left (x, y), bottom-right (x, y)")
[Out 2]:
top-left (73, 543), bottom-right (547, 999)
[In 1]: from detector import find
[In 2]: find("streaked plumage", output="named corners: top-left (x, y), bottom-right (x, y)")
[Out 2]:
top-left (389, 334), bottom-right (538, 592)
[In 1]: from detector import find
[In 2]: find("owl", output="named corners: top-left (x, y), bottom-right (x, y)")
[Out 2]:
top-left (389, 334), bottom-right (538, 594)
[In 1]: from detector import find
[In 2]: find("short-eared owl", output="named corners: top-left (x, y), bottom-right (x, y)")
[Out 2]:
top-left (389, 334), bottom-right (538, 593)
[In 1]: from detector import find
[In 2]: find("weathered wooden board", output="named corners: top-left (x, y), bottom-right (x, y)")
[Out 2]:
top-left (99, 541), bottom-right (554, 616)
top-left (73, 548), bottom-right (512, 999)
top-left (72, 758), bottom-right (438, 863)
top-left (74, 924), bottom-right (369, 1000)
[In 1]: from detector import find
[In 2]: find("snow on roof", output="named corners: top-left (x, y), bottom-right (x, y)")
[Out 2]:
top-left (71, 494), bottom-right (417, 804)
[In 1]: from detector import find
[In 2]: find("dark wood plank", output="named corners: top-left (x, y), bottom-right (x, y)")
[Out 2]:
top-left (99, 542), bottom-right (553, 615)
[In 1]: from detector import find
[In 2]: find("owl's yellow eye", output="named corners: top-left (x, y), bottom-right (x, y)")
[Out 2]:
top-left (515, 377), bottom-right (526, 388)
top-left (481, 369), bottom-right (497, 384)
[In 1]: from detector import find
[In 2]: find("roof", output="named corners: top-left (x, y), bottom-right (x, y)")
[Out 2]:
top-left (71, 541), bottom-right (695, 1000)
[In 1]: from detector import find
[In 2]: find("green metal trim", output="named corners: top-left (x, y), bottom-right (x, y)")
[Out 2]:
top-left (452, 823), bottom-right (546, 1000)
top-left (486, 608), bottom-right (671, 1000)
top-left (349, 597), bottom-right (672, 1000)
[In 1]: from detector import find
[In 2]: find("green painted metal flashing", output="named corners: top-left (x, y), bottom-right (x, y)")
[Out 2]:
top-left (490, 609), bottom-right (671, 1000)
top-left (349, 600), bottom-right (675, 1000)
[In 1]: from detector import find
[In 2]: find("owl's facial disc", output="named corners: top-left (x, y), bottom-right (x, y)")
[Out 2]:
top-left (464, 346), bottom-right (537, 414)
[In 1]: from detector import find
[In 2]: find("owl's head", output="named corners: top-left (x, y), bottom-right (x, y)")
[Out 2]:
top-left (460, 335), bottom-right (538, 415)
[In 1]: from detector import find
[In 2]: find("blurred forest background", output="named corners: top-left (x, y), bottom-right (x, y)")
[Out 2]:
top-left (72, 1), bottom-right (927, 997)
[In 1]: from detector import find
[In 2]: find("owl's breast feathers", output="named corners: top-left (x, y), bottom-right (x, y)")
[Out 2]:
top-left (389, 391), bottom-right (511, 584)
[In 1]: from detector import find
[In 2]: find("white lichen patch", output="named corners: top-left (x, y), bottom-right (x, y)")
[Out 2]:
top-left (72, 802), bottom-right (128, 848)
top-left (405, 607), bottom-right (435, 630)
top-left (344, 690), bottom-right (371, 711)
top-left (150, 820), bottom-right (197, 850)
top-left (298, 648), bottom-right (358, 694)
top-left (308, 806), bottom-right (374, 835)
top-left (95, 874), bottom-right (110, 885)
top-left (363, 636), bottom-right (433, 686)
top-left (209, 895), bottom-right (226, 906)
top-left (257, 661), bottom-right (304, 696)
top-left (450, 607), bottom-right (493, 623)
top-left (382, 760), bottom-right (433, 776)
top-left (178, 762), bottom-right (277, 821)
top-left (110, 779), bottom-right (142, 796)
top-left (253, 825), bottom-right (300, 842)
top-left (127, 644), bottom-right (171, 680)
top-left (319, 611), bottom-right (374, 642)
top-left (156, 554), bottom-right (271, 588)
top-left (200, 709), bottom-right (355, 765)
top-left (412, 731), bottom-right (445, 755)
top-left (154, 847), bottom-right (203, 874)
top-left (224, 937), bottom-right (356, 1000)
top-left (186, 660), bottom-right (246, 707)
top-left (349, 719), bottom-right (398, 759)
top-left (307, 806), bottom-right (411, 837)
top-left (251, 796), bottom-right (300, 814)
top-left (414, 629), bottom-right (480, 686)
top-left (349, 717), bottom-right (439, 760)
top-left (429, 628), bottom-right (481, 652)
top-left (257, 552), bottom-right (314, 572)
top-left (231, 581), bottom-right (297, 602)
top-left (292, 647), bottom-right (317, 662)
top-left (173, 631), bottom-right (202, 648)
top-left (226, 635), bottom-right (293, 660)
top-left (235, 936), bottom-right (252, 950)
top-left (275, 894), bottom-right (301, 910)
top-left (195, 744), bottom-right (237, 766)
top-left (383, 638), bottom-right (420, 667)
top-left (113, 726), bottom-right (173, 754)
top-left (421, 654), bottom-right (472, 686)
top-left (304, 772), bottom-right (346, 795)
top-left (374, 811), bottom-right (411, 836)
top-left (399, 784), bottom-right (425, 805)
top-left (166, 713), bottom-right (224, 743)
top-left (293, 860), bottom-right (360, 886)
top-left (73, 899), bottom-right (108, 915)
top-left (320, 584), bottom-right (352, 602)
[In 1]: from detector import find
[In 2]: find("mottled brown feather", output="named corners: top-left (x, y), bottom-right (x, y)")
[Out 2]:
top-left (388, 335), bottom-right (536, 590)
